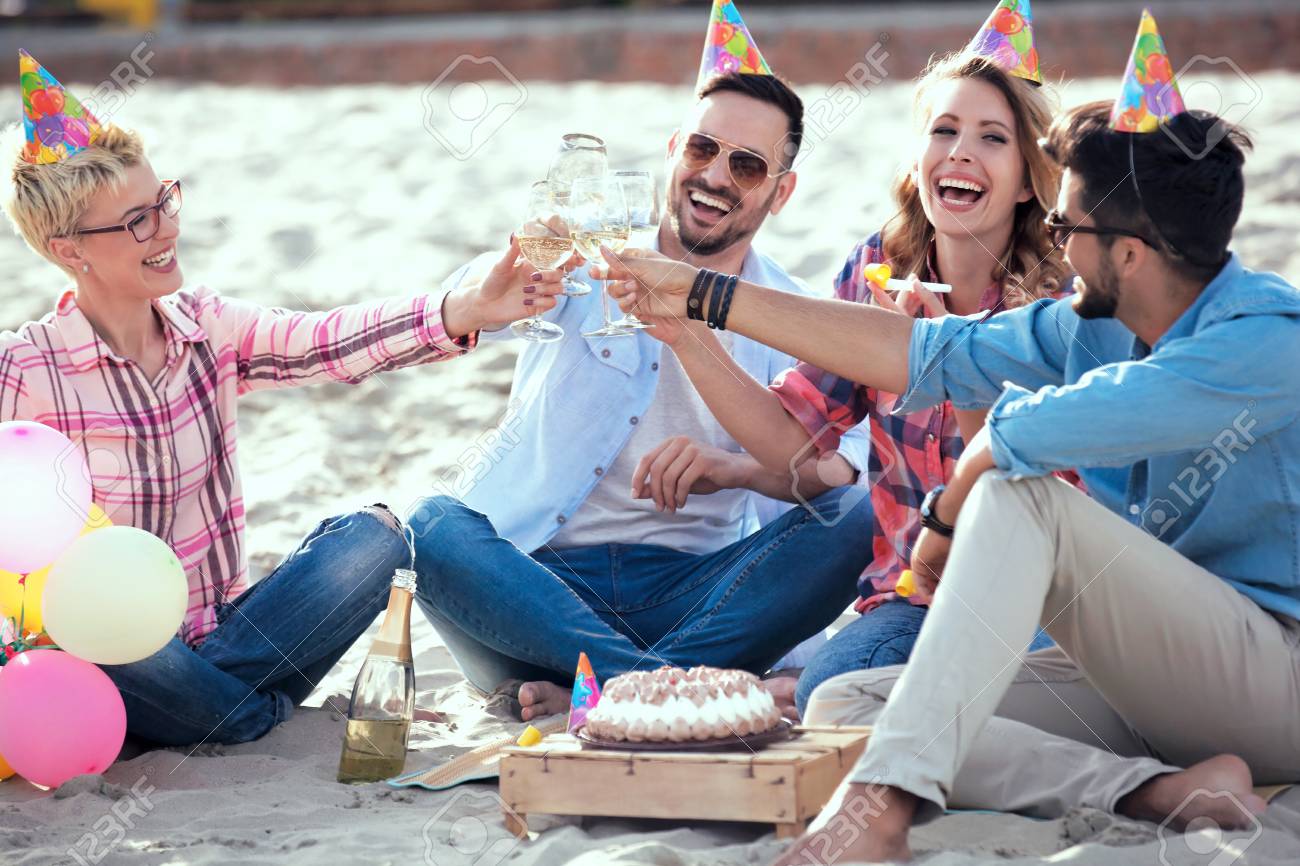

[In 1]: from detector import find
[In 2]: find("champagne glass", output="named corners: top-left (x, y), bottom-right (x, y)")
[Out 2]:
top-left (610, 170), bottom-right (658, 330)
top-left (570, 176), bottom-right (634, 338)
top-left (547, 134), bottom-right (608, 297)
top-left (509, 181), bottom-right (569, 343)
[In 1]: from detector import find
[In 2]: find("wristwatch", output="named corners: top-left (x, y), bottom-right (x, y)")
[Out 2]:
top-left (919, 485), bottom-right (955, 538)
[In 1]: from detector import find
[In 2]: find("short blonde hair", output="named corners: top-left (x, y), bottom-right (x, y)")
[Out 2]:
top-left (4, 124), bottom-right (145, 272)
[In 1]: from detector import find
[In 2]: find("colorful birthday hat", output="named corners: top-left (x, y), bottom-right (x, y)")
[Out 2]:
top-left (566, 652), bottom-right (602, 734)
top-left (19, 49), bottom-right (102, 165)
top-left (1109, 9), bottom-right (1186, 132)
top-left (697, 0), bottom-right (772, 89)
top-left (966, 0), bottom-right (1041, 84)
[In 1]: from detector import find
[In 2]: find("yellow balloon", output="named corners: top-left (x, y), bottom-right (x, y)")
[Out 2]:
top-left (0, 750), bottom-right (13, 781)
top-left (0, 505), bottom-right (111, 635)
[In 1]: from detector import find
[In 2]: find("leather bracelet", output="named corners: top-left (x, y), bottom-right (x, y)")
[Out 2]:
top-left (706, 270), bottom-right (728, 329)
top-left (686, 268), bottom-right (712, 322)
top-left (715, 274), bottom-right (740, 331)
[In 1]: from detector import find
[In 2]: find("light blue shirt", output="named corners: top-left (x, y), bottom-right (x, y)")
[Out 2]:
top-left (446, 244), bottom-right (873, 556)
top-left (900, 254), bottom-right (1300, 620)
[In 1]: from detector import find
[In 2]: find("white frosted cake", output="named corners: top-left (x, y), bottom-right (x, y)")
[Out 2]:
top-left (582, 665), bottom-right (783, 743)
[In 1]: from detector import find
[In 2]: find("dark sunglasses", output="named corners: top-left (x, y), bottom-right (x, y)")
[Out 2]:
top-left (75, 180), bottom-right (183, 244)
top-left (1044, 209), bottom-right (1154, 250)
top-left (675, 132), bottom-right (786, 191)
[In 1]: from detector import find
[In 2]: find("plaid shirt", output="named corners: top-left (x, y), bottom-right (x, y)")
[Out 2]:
top-left (771, 232), bottom-right (1072, 613)
top-left (0, 286), bottom-right (474, 645)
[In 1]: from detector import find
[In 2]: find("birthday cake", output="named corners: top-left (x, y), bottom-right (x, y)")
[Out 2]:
top-left (582, 665), bottom-right (782, 743)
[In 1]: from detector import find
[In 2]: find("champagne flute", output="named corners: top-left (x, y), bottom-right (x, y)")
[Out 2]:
top-left (547, 134), bottom-right (608, 297)
top-left (570, 176), bottom-right (634, 338)
top-left (610, 170), bottom-right (658, 330)
top-left (509, 181), bottom-right (569, 343)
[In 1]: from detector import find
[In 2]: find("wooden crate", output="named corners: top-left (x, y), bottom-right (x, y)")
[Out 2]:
top-left (498, 725), bottom-right (871, 839)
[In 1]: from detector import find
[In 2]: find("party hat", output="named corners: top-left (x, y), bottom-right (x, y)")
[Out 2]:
top-left (967, 0), bottom-right (1041, 84)
top-left (1109, 9), bottom-right (1186, 132)
top-left (697, 0), bottom-right (772, 89)
top-left (19, 49), bottom-right (102, 165)
top-left (566, 652), bottom-right (601, 734)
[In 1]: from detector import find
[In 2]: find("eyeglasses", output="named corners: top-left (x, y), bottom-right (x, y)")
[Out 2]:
top-left (674, 131), bottom-right (786, 191)
top-left (1044, 209), bottom-right (1154, 250)
top-left (75, 180), bottom-right (182, 243)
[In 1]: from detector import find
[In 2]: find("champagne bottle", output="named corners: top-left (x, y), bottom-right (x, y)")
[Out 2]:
top-left (337, 569), bottom-right (417, 783)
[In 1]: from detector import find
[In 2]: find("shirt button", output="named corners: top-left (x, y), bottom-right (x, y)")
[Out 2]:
top-left (1129, 504), bottom-right (1141, 515)
top-left (927, 433), bottom-right (937, 442)
top-left (601, 349), bottom-right (611, 358)
top-left (651, 362), bottom-right (659, 371)
top-left (594, 467), bottom-right (604, 476)
top-left (162, 454), bottom-right (172, 464)
top-left (556, 515), bottom-right (567, 525)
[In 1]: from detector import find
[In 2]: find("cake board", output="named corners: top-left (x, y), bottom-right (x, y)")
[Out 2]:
top-left (497, 725), bottom-right (871, 839)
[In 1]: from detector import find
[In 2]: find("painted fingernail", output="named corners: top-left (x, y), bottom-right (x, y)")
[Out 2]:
top-left (530, 272), bottom-right (542, 281)
top-left (524, 284), bottom-right (537, 293)
top-left (524, 298), bottom-right (535, 307)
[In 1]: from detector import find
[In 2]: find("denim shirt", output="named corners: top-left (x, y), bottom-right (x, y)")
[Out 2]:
top-left (900, 254), bottom-right (1300, 619)
top-left (445, 244), bottom-right (872, 556)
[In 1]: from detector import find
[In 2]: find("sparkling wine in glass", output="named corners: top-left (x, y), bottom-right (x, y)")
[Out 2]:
top-left (547, 134), bottom-right (608, 298)
top-left (510, 181), bottom-right (570, 343)
top-left (570, 176), bottom-right (634, 338)
top-left (610, 170), bottom-right (659, 330)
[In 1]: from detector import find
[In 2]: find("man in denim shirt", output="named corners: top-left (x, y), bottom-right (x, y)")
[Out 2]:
top-left (603, 103), bottom-right (1299, 862)
top-left (410, 73), bottom-right (874, 722)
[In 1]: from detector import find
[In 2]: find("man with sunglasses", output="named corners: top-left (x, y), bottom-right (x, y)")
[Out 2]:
top-left (604, 101), bottom-right (1300, 861)
top-left (410, 71), bottom-right (875, 723)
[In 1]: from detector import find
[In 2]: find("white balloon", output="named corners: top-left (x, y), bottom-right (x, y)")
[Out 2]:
top-left (43, 526), bottom-right (188, 665)
top-left (0, 421), bottom-right (92, 573)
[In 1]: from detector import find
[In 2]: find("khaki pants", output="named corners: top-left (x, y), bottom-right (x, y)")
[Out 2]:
top-left (805, 474), bottom-right (1300, 817)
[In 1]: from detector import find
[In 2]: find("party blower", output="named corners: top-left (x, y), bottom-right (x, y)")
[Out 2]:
top-left (864, 263), bottom-right (951, 294)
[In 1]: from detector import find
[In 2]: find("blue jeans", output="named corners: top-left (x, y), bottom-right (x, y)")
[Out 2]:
top-left (100, 506), bottom-right (412, 746)
top-left (409, 487), bottom-right (874, 691)
top-left (795, 599), bottom-right (1056, 716)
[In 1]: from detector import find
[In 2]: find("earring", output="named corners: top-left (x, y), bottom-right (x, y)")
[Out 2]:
top-left (82, 264), bottom-right (90, 273)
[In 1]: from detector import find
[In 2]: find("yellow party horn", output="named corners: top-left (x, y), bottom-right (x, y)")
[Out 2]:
top-left (864, 262), bottom-right (951, 294)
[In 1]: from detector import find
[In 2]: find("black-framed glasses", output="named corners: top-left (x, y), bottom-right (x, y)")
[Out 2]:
top-left (75, 180), bottom-right (182, 243)
top-left (1044, 209), bottom-right (1153, 250)
top-left (674, 131), bottom-right (786, 191)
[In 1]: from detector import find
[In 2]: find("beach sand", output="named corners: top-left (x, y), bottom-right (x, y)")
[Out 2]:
top-left (1, 74), bottom-right (1298, 863)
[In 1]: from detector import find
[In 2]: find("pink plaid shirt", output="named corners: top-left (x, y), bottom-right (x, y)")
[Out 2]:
top-left (771, 233), bottom-right (1073, 613)
top-left (0, 285), bottom-right (474, 645)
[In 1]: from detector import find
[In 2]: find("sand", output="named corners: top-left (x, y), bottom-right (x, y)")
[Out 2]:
top-left (1, 73), bottom-right (1298, 864)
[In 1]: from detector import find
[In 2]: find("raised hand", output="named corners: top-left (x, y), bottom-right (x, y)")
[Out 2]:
top-left (597, 246), bottom-right (699, 321)
top-left (470, 235), bottom-right (566, 330)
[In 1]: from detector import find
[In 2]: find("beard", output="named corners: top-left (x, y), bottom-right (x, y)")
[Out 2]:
top-left (1072, 253), bottom-right (1122, 320)
top-left (667, 178), bottom-right (777, 258)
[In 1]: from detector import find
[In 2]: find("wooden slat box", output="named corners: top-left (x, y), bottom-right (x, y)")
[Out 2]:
top-left (498, 725), bottom-right (871, 839)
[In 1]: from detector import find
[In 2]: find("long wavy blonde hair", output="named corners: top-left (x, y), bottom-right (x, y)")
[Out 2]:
top-left (881, 53), bottom-right (1068, 307)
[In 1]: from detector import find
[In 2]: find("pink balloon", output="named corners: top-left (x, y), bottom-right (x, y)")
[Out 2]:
top-left (0, 421), bottom-right (92, 573)
top-left (0, 650), bottom-right (125, 788)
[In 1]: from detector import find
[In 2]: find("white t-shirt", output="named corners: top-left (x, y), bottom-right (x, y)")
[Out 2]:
top-left (550, 330), bottom-right (750, 554)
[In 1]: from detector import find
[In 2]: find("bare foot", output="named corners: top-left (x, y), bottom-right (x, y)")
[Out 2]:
top-left (772, 783), bottom-right (916, 865)
top-left (1118, 754), bottom-right (1267, 830)
top-left (518, 680), bottom-right (571, 722)
top-left (763, 673), bottom-right (801, 722)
